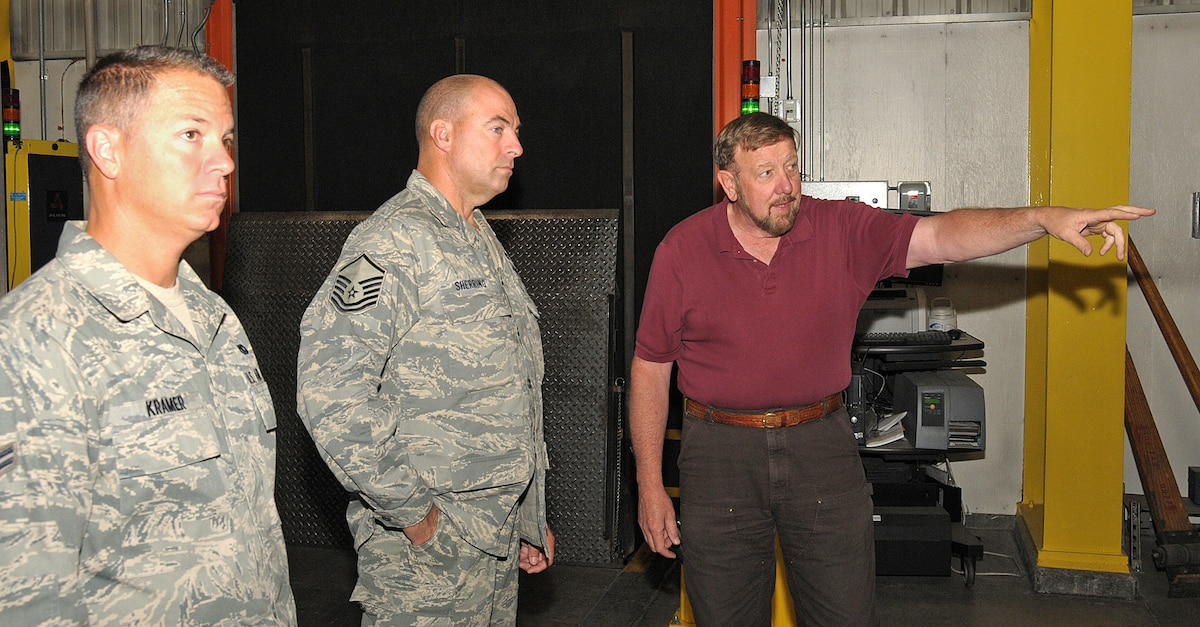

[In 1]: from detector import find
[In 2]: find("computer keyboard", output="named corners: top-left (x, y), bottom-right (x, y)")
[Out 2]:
top-left (855, 330), bottom-right (954, 346)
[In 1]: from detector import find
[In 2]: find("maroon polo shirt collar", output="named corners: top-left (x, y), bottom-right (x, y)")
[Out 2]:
top-left (713, 197), bottom-right (816, 260)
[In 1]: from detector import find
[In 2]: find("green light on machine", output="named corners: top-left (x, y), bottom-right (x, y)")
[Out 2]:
top-left (3, 87), bottom-right (20, 141)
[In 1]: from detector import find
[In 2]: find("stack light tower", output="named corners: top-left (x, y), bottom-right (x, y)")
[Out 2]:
top-left (741, 59), bottom-right (761, 115)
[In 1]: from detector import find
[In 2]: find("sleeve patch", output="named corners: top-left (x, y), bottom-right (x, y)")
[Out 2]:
top-left (0, 441), bottom-right (15, 478)
top-left (331, 254), bottom-right (386, 314)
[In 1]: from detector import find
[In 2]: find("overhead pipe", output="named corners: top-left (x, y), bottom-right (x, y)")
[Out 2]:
top-left (37, 0), bottom-right (46, 138)
top-left (84, 0), bottom-right (97, 69)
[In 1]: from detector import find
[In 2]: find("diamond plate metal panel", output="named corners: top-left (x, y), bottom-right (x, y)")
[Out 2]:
top-left (489, 211), bottom-right (624, 565)
top-left (222, 212), bottom-right (370, 548)
top-left (222, 210), bottom-right (630, 564)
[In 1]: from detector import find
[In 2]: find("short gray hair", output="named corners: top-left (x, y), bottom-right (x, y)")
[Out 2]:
top-left (75, 45), bottom-right (234, 174)
top-left (713, 112), bottom-right (799, 171)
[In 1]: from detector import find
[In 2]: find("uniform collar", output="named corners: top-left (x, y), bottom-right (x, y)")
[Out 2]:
top-left (57, 221), bottom-right (156, 323)
top-left (405, 170), bottom-right (483, 231)
top-left (57, 221), bottom-right (221, 344)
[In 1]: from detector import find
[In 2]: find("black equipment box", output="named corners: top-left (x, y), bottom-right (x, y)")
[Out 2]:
top-left (873, 505), bottom-right (951, 576)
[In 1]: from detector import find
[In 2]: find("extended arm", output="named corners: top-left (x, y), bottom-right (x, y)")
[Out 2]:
top-left (906, 204), bottom-right (1155, 268)
top-left (629, 356), bottom-right (679, 558)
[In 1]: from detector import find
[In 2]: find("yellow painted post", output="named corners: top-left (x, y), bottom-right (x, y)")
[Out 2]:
top-left (1021, 0), bottom-right (1132, 575)
top-left (676, 567), bottom-right (695, 626)
top-left (769, 538), bottom-right (798, 626)
top-left (0, 0), bottom-right (10, 66)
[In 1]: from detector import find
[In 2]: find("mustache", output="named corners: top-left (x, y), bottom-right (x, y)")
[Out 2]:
top-left (772, 195), bottom-right (797, 206)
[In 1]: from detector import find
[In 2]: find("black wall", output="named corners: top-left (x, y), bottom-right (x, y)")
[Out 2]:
top-left (234, 0), bottom-right (714, 316)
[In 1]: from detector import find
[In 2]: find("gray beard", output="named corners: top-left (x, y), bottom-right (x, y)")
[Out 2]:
top-left (741, 201), bottom-right (798, 237)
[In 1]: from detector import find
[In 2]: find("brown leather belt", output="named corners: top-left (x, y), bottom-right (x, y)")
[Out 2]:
top-left (684, 393), bottom-right (843, 429)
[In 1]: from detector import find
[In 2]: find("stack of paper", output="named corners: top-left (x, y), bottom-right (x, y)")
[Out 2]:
top-left (866, 411), bottom-right (906, 448)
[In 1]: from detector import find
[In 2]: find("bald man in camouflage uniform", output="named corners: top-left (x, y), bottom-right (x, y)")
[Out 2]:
top-left (0, 47), bottom-right (296, 624)
top-left (298, 75), bottom-right (553, 626)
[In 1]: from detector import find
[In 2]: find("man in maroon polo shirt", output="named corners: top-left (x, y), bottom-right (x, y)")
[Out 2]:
top-left (630, 112), bottom-right (1153, 626)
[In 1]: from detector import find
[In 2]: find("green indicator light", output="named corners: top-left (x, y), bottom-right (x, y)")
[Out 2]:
top-left (2, 87), bottom-right (19, 139)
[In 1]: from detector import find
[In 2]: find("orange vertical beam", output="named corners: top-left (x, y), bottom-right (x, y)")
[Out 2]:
top-left (715, 0), bottom-right (753, 131)
top-left (207, 0), bottom-right (235, 80)
top-left (714, 0), bottom-right (756, 131)
top-left (713, 0), bottom-right (756, 199)
top-left (206, 0), bottom-right (234, 290)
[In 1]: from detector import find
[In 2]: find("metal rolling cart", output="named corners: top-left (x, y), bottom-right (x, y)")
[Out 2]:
top-left (851, 331), bottom-right (988, 586)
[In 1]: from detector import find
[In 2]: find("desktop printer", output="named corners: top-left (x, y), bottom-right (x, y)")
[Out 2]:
top-left (856, 288), bottom-right (928, 334)
top-left (893, 370), bottom-right (985, 451)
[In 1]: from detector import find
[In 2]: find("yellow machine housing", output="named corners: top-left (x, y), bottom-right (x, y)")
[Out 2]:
top-left (5, 138), bottom-right (84, 289)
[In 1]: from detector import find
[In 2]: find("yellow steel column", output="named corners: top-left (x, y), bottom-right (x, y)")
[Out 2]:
top-left (1021, 0), bottom-right (1132, 575)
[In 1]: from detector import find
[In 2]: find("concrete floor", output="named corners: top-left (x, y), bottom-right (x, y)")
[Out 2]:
top-left (287, 515), bottom-right (1200, 626)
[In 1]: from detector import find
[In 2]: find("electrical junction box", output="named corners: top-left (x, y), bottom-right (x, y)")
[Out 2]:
top-left (897, 181), bottom-right (931, 211)
top-left (802, 180), bottom-right (888, 208)
top-left (804, 180), bottom-right (936, 214)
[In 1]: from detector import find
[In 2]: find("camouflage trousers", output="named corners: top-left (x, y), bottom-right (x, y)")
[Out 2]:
top-left (355, 514), bottom-right (521, 626)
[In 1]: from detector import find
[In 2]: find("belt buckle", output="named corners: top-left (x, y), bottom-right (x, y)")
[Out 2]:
top-left (761, 411), bottom-right (780, 428)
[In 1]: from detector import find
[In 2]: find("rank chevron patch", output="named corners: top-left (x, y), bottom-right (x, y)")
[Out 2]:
top-left (0, 441), bottom-right (14, 478)
top-left (331, 254), bottom-right (386, 313)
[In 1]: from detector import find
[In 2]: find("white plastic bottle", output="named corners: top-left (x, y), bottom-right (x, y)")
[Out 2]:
top-left (928, 297), bottom-right (957, 331)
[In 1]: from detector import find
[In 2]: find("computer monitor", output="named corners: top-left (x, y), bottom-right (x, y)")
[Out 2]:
top-left (881, 263), bottom-right (943, 289)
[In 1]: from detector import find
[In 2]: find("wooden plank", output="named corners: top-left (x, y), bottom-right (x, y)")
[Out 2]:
top-left (1128, 239), bottom-right (1200, 416)
top-left (1124, 349), bottom-right (1191, 533)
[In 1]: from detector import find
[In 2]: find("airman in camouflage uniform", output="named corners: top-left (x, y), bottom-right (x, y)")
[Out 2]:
top-left (297, 75), bottom-right (552, 626)
top-left (0, 225), bottom-right (297, 625)
top-left (0, 46), bottom-right (296, 625)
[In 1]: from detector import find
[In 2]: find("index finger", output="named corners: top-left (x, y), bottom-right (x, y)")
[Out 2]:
top-left (1106, 205), bottom-right (1156, 219)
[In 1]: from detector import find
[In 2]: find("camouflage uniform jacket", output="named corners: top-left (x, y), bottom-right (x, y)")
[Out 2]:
top-left (297, 170), bottom-right (550, 557)
top-left (0, 222), bottom-right (297, 625)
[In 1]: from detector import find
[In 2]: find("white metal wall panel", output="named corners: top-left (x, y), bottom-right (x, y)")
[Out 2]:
top-left (757, 19), bottom-right (1030, 515)
top-left (1135, 0), bottom-right (1200, 15)
top-left (1127, 12), bottom-right (1200, 501)
top-left (10, 0), bottom-right (212, 61)
top-left (759, 0), bottom-right (1031, 26)
top-left (758, 0), bottom-right (1200, 26)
